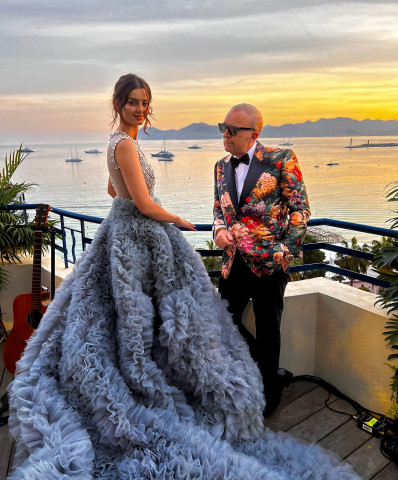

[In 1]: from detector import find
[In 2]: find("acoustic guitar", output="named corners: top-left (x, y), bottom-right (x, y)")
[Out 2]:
top-left (3, 204), bottom-right (51, 374)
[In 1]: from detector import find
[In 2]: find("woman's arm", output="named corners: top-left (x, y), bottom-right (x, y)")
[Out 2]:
top-left (115, 139), bottom-right (196, 230)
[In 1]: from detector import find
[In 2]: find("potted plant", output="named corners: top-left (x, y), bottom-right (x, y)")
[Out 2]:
top-left (0, 146), bottom-right (56, 291)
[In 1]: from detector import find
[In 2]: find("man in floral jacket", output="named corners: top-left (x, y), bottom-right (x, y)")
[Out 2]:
top-left (213, 104), bottom-right (310, 416)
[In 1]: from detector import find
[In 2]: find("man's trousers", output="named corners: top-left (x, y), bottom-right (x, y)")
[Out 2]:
top-left (218, 252), bottom-right (289, 390)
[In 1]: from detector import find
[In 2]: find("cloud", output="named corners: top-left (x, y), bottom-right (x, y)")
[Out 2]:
top-left (0, 0), bottom-right (397, 137)
top-left (2, 0), bottom-right (398, 23)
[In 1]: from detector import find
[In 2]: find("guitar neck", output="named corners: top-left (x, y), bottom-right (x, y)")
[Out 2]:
top-left (31, 230), bottom-right (43, 312)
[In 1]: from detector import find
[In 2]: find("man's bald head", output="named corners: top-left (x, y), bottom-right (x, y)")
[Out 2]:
top-left (229, 104), bottom-right (263, 134)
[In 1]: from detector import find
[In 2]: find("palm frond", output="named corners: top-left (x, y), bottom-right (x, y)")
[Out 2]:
top-left (375, 287), bottom-right (398, 315)
top-left (388, 217), bottom-right (398, 230)
top-left (384, 182), bottom-right (398, 229)
top-left (0, 267), bottom-right (9, 291)
top-left (0, 147), bottom-right (57, 292)
top-left (0, 146), bottom-right (37, 213)
top-left (386, 182), bottom-right (398, 201)
top-left (373, 245), bottom-right (398, 269)
top-left (0, 182), bottom-right (36, 206)
top-left (0, 146), bottom-right (28, 184)
top-left (374, 182), bottom-right (398, 413)
top-left (383, 313), bottom-right (398, 347)
top-left (202, 240), bottom-right (222, 271)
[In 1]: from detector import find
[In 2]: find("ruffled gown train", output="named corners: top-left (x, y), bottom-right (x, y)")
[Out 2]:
top-left (7, 198), bottom-right (361, 479)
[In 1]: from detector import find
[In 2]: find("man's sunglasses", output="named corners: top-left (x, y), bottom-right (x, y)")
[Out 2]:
top-left (218, 123), bottom-right (254, 137)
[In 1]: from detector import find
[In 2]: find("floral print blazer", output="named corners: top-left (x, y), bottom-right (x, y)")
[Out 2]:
top-left (213, 141), bottom-right (311, 278)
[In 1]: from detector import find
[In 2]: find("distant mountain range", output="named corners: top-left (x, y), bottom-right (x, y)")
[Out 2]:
top-left (137, 117), bottom-right (398, 140)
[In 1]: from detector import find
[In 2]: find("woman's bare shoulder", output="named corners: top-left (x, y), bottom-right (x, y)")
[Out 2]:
top-left (114, 137), bottom-right (139, 160)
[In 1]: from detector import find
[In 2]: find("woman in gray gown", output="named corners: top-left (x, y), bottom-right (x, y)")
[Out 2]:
top-left (7, 73), bottom-right (361, 479)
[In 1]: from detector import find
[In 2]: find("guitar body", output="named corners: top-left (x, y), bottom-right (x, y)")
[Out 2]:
top-left (2, 203), bottom-right (51, 375)
top-left (3, 293), bottom-right (47, 375)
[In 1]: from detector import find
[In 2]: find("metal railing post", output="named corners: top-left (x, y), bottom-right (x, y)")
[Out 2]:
top-left (59, 214), bottom-right (69, 268)
top-left (50, 227), bottom-right (56, 300)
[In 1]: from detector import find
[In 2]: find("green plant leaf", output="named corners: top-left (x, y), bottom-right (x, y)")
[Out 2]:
top-left (374, 181), bottom-right (398, 404)
top-left (373, 246), bottom-right (398, 269)
top-left (0, 146), bottom-right (43, 290)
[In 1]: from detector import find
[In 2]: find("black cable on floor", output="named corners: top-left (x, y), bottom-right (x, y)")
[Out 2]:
top-left (290, 374), bottom-right (398, 466)
top-left (324, 392), bottom-right (355, 418)
top-left (291, 374), bottom-right (364, 414)
top-left (381, 434), bottom-right (398, 462)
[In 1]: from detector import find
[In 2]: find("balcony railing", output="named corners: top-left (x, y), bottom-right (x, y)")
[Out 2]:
top-left (2, 204), bottom-right (397, 289)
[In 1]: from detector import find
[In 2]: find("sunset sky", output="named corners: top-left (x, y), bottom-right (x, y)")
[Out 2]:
top-left (1, 0), bottom-right (398, 142)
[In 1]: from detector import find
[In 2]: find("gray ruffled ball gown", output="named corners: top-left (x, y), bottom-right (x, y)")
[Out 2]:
top-left (7, 132), bottom-right (361, 479)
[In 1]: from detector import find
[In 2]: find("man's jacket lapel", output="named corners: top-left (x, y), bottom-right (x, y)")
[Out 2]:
top-left (224, 159), bottom-right (239, 213)
top-left (238, 144), bottom-right (269, 208)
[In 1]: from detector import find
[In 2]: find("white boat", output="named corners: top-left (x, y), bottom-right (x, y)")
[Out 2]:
top-left (20, 147), bottom-right (34, 153)
top-left (151, 139), bottom-right (174, 160)
top-left (85, 149), bottom-right (102, 154)
top-left (66, 146), bottom-right (82, 162)
top-left (279, 137), bottom-right (293, 146)
top-left (187, 145), bottom-right (202, 149)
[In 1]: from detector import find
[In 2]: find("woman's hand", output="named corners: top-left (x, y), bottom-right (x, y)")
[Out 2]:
top-left (174, 217), bottom-right (196, 231)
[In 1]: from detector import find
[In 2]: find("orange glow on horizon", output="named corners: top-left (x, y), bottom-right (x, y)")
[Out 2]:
top-left (1, 66), bottom-right (397, 138)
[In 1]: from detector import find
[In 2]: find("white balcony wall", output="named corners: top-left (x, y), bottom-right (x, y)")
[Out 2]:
top-left (244, 278), bottom-right (392, 414)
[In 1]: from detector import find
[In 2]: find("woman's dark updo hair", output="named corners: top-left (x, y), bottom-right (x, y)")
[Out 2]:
top-left (111, 73), bottom-right (153, 134)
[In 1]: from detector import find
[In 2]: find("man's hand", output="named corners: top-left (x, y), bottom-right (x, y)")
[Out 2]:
top-left (281, 258), bottom-right (290, 272)
top-left (215, 228), bottom-right (234, 249)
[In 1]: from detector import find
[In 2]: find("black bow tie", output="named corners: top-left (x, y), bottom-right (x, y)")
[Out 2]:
top-left (230, 153), bottom-right (250, 168)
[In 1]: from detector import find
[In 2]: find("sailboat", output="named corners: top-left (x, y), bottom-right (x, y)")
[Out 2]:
top-left (84, 149), bottom-right (102, 154)
top-left (279, 136), bottom-right (293, 146)
top-left (151, 139), bottom-right (174, 161)
top-left (65, 146), bottom-right (83, 162)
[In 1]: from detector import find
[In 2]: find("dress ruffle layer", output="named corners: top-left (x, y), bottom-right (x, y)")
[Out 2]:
top-left (8, 198), bottom-right (360, 479)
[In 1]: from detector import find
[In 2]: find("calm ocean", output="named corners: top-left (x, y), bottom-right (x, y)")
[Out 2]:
top-left (1, 136), bottom-right (397, 247)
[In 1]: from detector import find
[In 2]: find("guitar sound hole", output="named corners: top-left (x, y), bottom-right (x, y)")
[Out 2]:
top-left (27, 311), bottom-right (43, 329)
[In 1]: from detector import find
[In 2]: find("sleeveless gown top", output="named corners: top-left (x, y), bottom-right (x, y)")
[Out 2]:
top-left (107, 131), bottom-right (155, 198)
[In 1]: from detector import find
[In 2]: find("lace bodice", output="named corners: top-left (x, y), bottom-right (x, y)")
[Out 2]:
top-left (107, 131), bottom-right (155, 198)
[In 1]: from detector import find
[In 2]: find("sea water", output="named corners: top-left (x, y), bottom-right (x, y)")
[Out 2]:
top-left (1, 136), bottom-right (397, 249)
